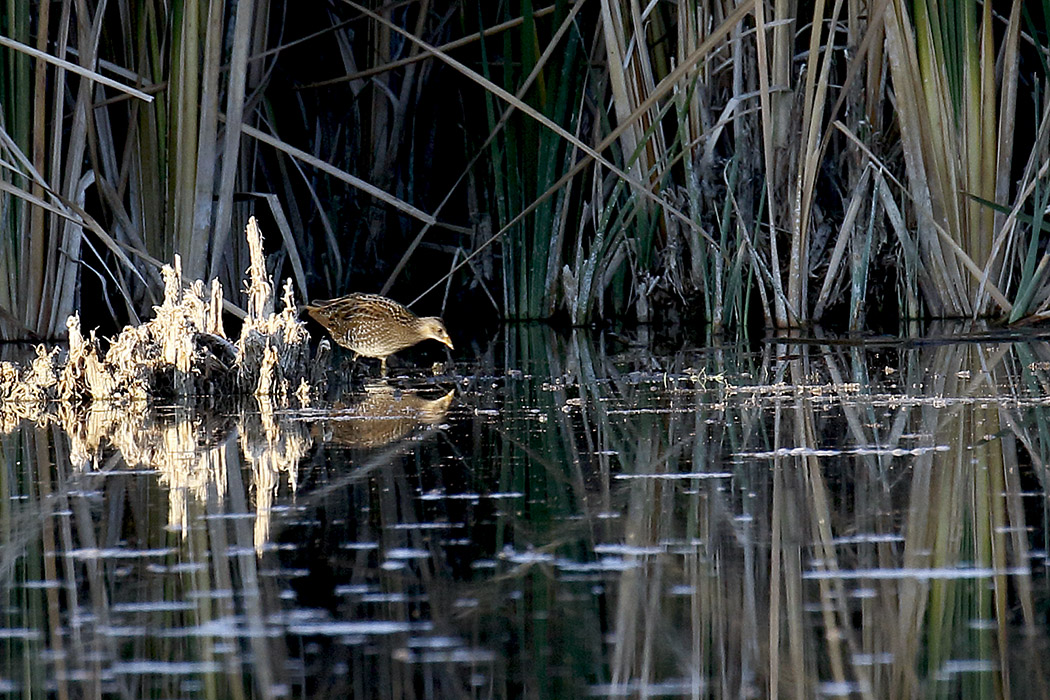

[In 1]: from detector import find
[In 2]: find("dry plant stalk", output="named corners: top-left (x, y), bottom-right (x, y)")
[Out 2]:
top-left (235, 217), bottom-right (313, 398)
top-left (0, 217), bottom-right (319, 409)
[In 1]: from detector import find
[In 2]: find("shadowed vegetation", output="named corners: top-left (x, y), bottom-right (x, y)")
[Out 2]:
top-left (2, 0), bottom-right (1049, 337)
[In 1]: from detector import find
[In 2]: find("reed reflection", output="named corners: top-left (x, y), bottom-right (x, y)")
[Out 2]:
top-left (0, 324), bottom-right (1048, 698)
top-left (0, 376), bottom-right (461, 697)
top-left (451, 324), bottom-right (1050, 698)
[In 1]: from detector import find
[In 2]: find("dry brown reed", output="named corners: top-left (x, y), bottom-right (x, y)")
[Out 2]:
top-left (0, 217), bottom-right (315, 406)
top-left (2, 1), bottom-right (1050, 333)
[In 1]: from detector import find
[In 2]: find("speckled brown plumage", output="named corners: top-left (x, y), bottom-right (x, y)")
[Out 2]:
top-left (304, 293), bottom-right (453, 373)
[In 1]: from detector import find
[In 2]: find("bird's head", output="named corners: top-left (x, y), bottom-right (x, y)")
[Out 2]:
top-left (419, 317), bottom-right (454, 350)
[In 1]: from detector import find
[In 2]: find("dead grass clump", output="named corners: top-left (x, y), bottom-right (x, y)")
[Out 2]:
top-left (0, 217), bottom-right (321, 413)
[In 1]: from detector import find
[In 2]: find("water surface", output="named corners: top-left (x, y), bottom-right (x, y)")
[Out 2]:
top-left (2, 323), bottom-right (1049, 698)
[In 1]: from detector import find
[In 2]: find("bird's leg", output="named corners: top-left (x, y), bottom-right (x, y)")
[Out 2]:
top-left (380, 357), bottom-right (388, 376)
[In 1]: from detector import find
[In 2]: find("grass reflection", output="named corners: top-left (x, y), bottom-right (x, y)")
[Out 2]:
top-left (464, 324), bottom-right (1050, 698)
top-left (0, 324), bottom-right (1049, 697)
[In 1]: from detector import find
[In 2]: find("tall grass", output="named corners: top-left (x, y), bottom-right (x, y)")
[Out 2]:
top-left (883, 0), bottom-right (1022, 318)
top-left (3, 1), bottom-right (1050, 333)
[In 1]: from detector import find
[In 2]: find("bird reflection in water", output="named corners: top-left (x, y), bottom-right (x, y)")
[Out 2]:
top-left (319, 381), bottom-right (455, 449)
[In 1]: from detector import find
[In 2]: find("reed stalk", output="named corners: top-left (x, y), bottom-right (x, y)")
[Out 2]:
top-left (5, 1), bottom-right (1050, 335)
top-left (883, 0), bottom-right (1023, 318)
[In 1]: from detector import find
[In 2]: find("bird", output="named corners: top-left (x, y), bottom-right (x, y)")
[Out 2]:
top-left (303, 293), bottom-right (454, 374)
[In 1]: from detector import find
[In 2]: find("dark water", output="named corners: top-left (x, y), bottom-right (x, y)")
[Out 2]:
top-left (2, 323), bottom-right (1050, 698)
